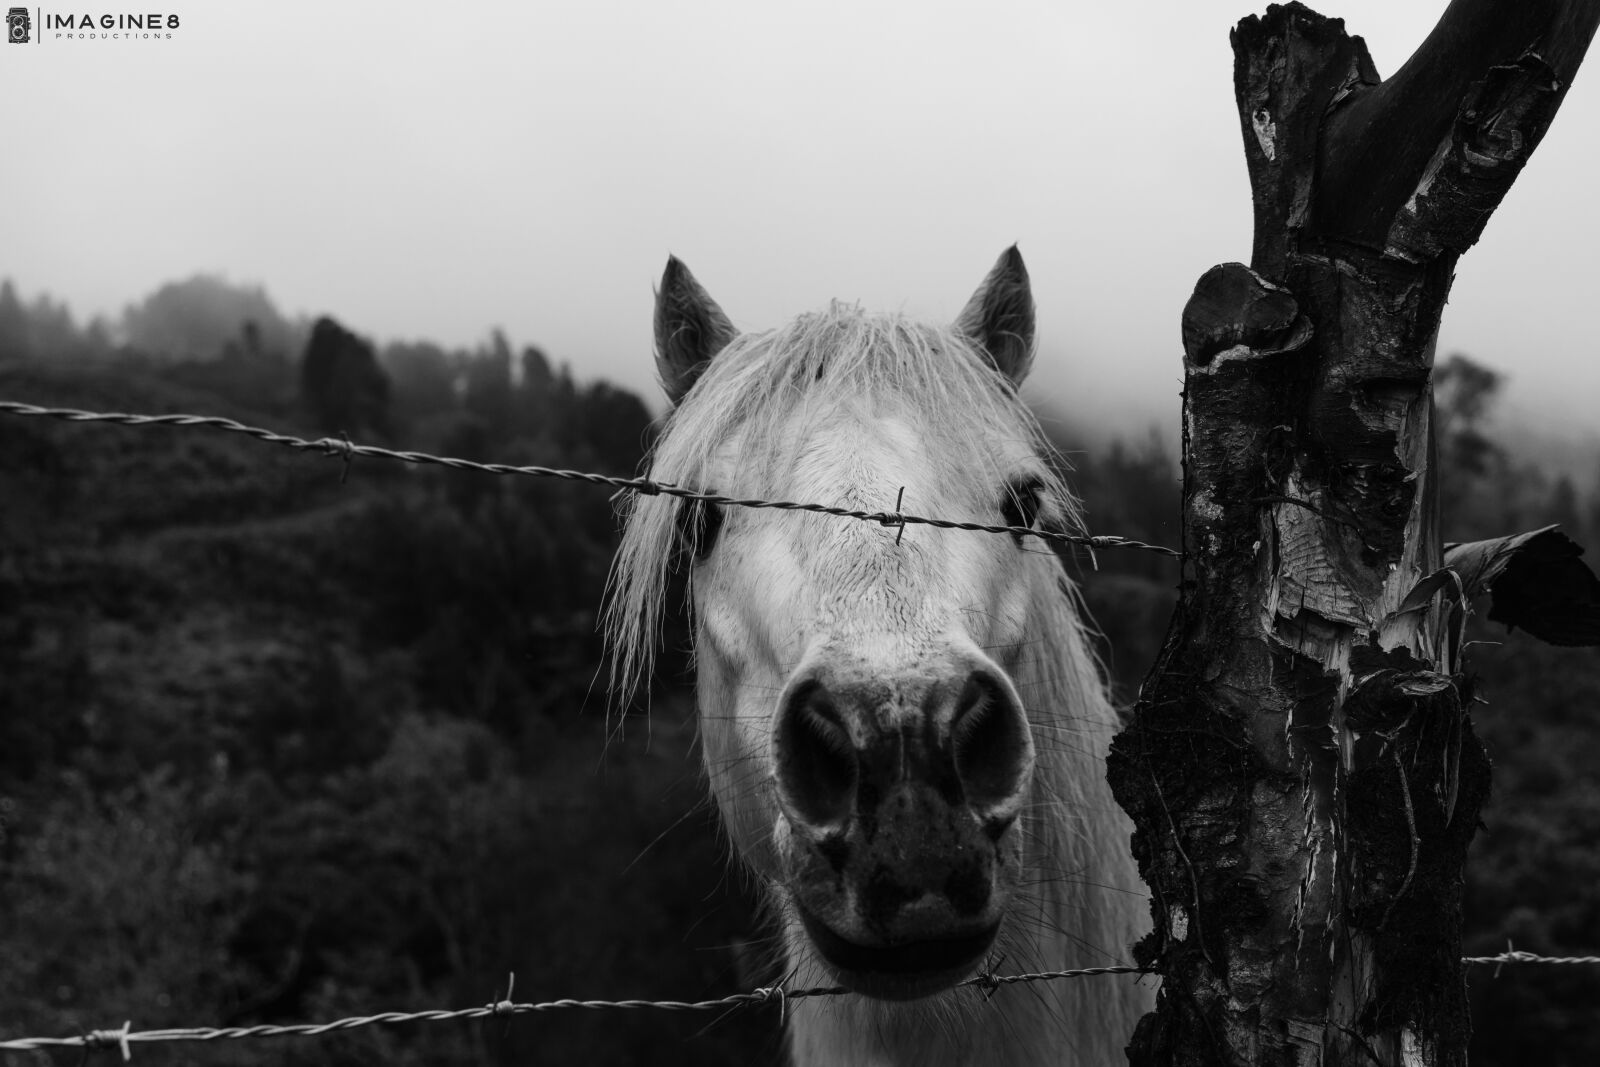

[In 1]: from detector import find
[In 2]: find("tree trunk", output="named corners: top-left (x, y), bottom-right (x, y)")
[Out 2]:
top-left (1105, 3), bottom-right (1600, 1065)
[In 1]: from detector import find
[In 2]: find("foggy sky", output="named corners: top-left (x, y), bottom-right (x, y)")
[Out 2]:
top-left (4, 0), bottom-right (1597, 436)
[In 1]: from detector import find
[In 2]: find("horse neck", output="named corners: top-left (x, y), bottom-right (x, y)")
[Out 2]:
top-left (1008, 576), bottom-right (1152, 1060)
top-left (1019, 574), bottom-right (1142, 904)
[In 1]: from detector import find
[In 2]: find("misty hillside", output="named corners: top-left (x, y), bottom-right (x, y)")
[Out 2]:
top-left (0, 278), bottom-right (1597, 1064)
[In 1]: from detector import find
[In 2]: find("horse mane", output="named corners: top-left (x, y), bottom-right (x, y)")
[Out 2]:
top-left (603, 301), bottom-right (1086, 709)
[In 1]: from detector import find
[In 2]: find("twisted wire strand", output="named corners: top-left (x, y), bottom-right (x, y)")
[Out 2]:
top-left (1463, 950), bottom-right (1600, 965)
top-left (0, 400), bottom-right (1180, 558)
top-left (0, 955), bottom-right (1587, 1056)
top-left (0, 969), bottom-right (1136, 1055)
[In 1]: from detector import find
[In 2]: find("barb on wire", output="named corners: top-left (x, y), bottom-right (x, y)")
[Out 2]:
top-left (0, 952), bottom-right (1590, 1055)
top-left (0, 399), bottom-right (1180, 559)
top-left (753, 985), bottom-right (788, 1029)
top-left (972, 952), bottom-right (1009, 1001)
top-left (491, 972), bottom-right (515, 1015)
top-left (86, 1021), bottom-right (131, 1063)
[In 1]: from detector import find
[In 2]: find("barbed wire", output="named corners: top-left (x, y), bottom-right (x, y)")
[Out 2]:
top-left (0, 966), bottom-right (1142, 1057)
top-left (0, 953), bottom-right (1589, 1058)
top-left (1464, 949), bottom-right (1600, 974)
top-left (0, 399), bottom-right (1180, 558)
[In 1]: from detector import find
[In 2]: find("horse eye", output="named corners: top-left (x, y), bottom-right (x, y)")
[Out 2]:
top-left (1000, 479), bottom-right (1044, 532)
top-left (677, 500), bottom-right (724, 561)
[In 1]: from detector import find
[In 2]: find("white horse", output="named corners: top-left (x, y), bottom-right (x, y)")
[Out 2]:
top-left (606, 248), bottom-right (1152, 1066)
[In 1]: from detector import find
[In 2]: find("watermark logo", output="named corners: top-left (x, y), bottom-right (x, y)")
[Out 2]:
top-left (7, 10), bottom-right (184, 42)
top-left (6, 7), bottom-right (30, 43)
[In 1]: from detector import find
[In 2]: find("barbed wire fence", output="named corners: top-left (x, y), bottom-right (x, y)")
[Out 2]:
top-left (2, 954), bottom-right (1595, 1059)
top-left (0, 399), bottom-right (1595, 1059)
top-left (0, 400), bottom-right (1181, 557)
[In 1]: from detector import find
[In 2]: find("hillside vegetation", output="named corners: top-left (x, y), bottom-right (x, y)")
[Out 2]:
top-left (0, 281), bottom-right (1596, 1064)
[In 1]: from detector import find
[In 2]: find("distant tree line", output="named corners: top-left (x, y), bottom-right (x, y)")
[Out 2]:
top-left (0, 274), bottom-right (654, 478)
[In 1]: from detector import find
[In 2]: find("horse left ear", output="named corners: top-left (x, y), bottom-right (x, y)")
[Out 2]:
top-left (655, 256), bottom-right (738, 405)
top-left (956, 245), bottom-right (1035, 385)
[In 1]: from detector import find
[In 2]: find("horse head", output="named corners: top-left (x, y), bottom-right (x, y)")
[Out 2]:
top-left (612, 249), bottom-right (1105, 1004)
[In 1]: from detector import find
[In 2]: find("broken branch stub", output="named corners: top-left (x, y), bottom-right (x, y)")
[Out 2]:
top-left (1181, 263), bottom-right (1311, 365)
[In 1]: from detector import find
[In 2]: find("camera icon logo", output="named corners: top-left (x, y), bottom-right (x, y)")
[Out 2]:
top-left (6, 7), bottom-right (29, 44)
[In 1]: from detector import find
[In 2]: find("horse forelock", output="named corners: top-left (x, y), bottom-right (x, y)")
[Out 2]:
top-left (603, 301), bottom-right (1083, 714)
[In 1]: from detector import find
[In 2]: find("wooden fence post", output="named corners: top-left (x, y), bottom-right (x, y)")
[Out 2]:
top-left (1106, 3), bottom-right (1600, 1064)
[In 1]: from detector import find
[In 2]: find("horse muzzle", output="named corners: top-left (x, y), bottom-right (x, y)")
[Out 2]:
top-left (771, 658), bottom-right (1034, 999)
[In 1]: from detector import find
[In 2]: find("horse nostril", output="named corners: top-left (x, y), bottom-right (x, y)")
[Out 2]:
top-left (775, 681), bottom-right (858, 828)
top-left (952, 673), bottom-right (1032, 815)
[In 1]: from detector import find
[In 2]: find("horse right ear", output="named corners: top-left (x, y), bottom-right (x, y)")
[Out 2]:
top-left (956, 245), bottom-right (1035, 386)
top-left (655, 256), bottom-right (737, 405)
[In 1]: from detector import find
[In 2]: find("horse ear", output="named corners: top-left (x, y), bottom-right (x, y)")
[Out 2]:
top-left (655, 256), bottom-right (737, 405)
top-left (956, 245), bottom-right (1035, 385)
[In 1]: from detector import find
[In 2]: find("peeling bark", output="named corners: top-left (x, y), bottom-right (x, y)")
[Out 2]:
top-left (1106, 3), bottom-right (1600, 1065)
